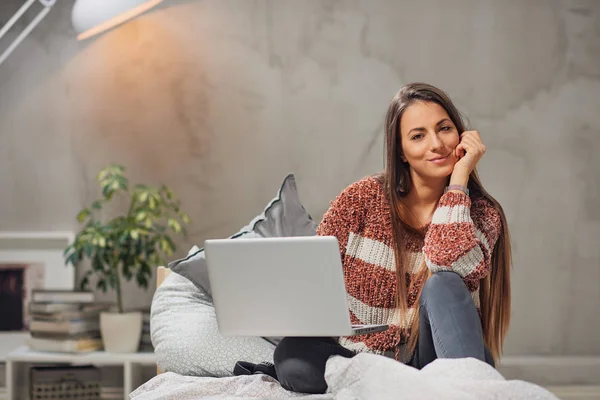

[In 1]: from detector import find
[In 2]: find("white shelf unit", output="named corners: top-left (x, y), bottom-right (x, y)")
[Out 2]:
top-left (5, 346), bottom-right (156, 400)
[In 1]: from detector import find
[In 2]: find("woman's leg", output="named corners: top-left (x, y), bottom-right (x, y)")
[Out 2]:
top-left (411, 271), bottom-right (494, 369)
top-left (274, 337), bottom-right (355, 394)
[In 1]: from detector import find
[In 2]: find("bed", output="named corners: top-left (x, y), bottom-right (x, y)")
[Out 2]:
top-left (133, 268), bottom-right (558, 400)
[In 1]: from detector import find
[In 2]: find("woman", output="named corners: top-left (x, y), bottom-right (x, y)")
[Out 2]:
top-left (250, 82), bottom-right (511, 394)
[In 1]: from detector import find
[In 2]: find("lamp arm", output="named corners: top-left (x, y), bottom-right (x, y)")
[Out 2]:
top-left (0, 0), bottom-right (56, 66)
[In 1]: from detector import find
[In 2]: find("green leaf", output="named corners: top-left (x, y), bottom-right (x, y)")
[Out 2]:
top-left (108, 273), bottom-right (117, 289)
top-left (180, 212), bottom-right (191, 225)
top-left (83, 243), bottom-right (93, 258)
top-left (131, 230), bottom-right (139, 240)
top-left (76, 209), bottom-right (90, 223)
top-left (91, 254), bottom-right (105, 273)
top-left (147, 254), bottom-right (160, 269)
top-left (139, 191), bottom-right (149, 202)
top-left (102, 184), bottom-right (113, 199)
top-left (64, 250), bottom-right (79, 267)
top-left (97, 279), bottom-right (107, 292)
top-left (168, 218), bottom-right (181, 233)
top-left (136, 273), bottom-right (148, 289)
top-left (63, 246), bottom-right (72, 257)
top-left (91, 200), bottom-right (103, 210)
top-left (159, 237), bottom-right (175, 255)
top-left (135, 212), bottom-right (147, 222)
top-left (122, 262), bottom-right (133, 280)
top-left (118, 176), bottom-right (128, 191)
top-left (64, 246), bottom-right (77, 264)
top-left (80, 276), bottom-right (89, 290)
top-left (135, 261), bottom-right (150, 289)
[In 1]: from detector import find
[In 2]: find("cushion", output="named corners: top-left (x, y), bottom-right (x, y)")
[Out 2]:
top-left (168, 173), bottom-right (317, 299)
top-left (151, 271), bottom-right (278, 377)
top-left (152, 173), bottom-right (317, 377)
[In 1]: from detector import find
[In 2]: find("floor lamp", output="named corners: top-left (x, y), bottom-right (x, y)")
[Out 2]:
top-left (0, 0), bottom-right (164, 66)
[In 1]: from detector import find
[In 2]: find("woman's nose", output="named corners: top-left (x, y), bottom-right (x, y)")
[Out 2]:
top-left (430, 133), bottom-right (443, 151)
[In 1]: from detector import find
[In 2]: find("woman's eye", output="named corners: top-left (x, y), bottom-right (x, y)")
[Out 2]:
top-left (411, 134), bottom-right (423, 140)
top-left (441, 126), bottom-right (452, 132)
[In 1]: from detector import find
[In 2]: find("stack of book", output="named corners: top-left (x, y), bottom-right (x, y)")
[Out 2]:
top-left (139, 309), bottom-right (152, 352)
top-left (26, 290), bottom-right (109, 353)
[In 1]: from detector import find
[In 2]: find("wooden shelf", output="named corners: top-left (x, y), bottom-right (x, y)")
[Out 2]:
top-left (5, 346), bottom-right (156, 400)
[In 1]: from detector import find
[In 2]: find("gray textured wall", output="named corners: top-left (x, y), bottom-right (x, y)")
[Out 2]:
top-left (0, 0), bottom-right (598, 357)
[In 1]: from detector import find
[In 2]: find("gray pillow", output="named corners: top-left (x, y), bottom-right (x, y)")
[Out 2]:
top-left (168, 173), bottom-right (317, 300)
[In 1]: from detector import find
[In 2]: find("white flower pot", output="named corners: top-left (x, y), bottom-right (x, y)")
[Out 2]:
top-left (100, 311), bottom-right (142, 353)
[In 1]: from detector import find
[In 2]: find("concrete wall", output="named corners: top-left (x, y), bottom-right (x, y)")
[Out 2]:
top-left (0, 0), bottom-right (598, 357)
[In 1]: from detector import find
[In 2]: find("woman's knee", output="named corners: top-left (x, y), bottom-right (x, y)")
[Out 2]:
top-left (275, 357), bottom-right (328, 394)
top-left (273, 337), bottom-right (342, 394)
top-left (420, 271), bottom-right (469, 306)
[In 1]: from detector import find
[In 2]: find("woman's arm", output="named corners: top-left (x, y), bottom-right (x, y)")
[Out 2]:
top-left (317, 180), bottom-right (368, 259)
top-left (422, 192), bottom-right (502, 290)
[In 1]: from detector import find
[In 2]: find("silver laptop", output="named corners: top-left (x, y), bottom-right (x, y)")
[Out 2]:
top-left (204, 235), bottom-right (388, 337)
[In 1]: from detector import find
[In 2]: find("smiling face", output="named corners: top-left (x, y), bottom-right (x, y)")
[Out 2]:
top-left (399, 101), bottom-right (460, 183)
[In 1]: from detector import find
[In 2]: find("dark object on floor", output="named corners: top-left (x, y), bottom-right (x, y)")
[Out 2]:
top-left (234, 361), bottom-right (278, 381)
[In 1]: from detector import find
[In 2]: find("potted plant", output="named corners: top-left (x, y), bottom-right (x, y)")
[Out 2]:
top-left (64, 164), bottom-right (190, 353)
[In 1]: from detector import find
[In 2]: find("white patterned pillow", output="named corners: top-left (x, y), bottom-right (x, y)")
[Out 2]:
top-left (151, 271), bottom-right (276, 377)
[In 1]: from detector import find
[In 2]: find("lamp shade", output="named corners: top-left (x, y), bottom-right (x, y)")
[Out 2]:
top-left (72, 0), bottom-right (164, 40)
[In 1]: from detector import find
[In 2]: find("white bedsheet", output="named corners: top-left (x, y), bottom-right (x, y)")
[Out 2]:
top-left (131, 353), bottom-right (559, 400)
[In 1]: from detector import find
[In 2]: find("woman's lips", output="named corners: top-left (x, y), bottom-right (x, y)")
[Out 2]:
top-left (429, 154), bottom-right (450, 164)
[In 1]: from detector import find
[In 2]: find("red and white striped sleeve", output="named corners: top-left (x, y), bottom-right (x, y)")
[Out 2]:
top-left (422, 191), bottom-right (502, 290)
top-left (316, 180), bottom-right (369, 258)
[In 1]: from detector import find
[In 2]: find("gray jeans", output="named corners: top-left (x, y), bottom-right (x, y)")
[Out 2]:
top-left (273, 271), bottom-right (494, 394)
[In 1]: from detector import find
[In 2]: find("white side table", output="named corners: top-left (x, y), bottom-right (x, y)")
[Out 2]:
top-left (6, 346), bottom-right (156, 400)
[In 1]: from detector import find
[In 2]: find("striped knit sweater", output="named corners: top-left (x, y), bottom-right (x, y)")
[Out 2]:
top-left (316, 176), bottom-right (502, 362)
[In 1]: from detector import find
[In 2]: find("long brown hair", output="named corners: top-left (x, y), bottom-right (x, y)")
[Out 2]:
top-left (378, 82), bottom-right (512, 363)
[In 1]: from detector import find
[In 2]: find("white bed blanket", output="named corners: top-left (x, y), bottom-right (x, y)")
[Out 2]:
top-left (131, 353), bottom-right (558, 400)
